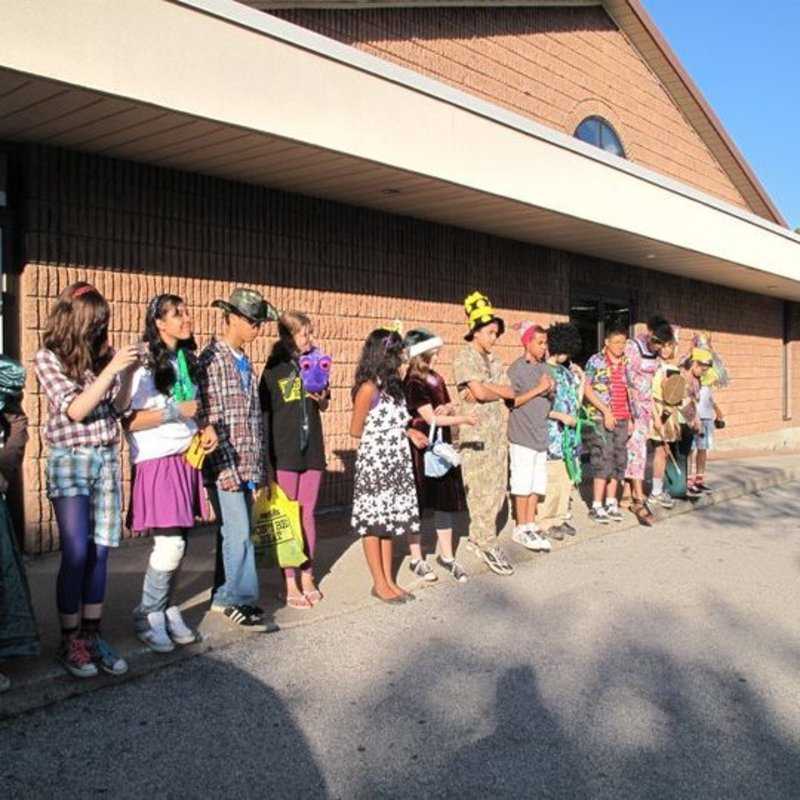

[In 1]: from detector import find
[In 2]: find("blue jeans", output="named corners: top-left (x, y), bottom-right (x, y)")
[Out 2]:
top-left (208, 487), bottom-right (259, 608)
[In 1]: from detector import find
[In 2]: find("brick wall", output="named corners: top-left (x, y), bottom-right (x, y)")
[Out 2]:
top-left (271, 6), bottom-right (752, 212)
top-left (15, 145), bottom-right (792, 553)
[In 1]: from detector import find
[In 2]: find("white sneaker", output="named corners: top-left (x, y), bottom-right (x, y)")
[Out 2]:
top-left (137, 611), bottom-right (175, 653)
top-left (511, 525), bottom-right (552, 553)
top-left (526, 525), bottom-right (552, 552)
top-left (165, 606), bottom-right (200, 646)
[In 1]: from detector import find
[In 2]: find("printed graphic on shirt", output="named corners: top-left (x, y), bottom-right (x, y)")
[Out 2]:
top-left (278, 377), bottom-right (302, 403)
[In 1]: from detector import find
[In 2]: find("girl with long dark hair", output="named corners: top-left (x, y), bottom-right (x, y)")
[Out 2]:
top-left (125, 294), bottom-right (217, 652)
top-left (350, 329), bottom-right (424, 603)
top-left (260, 311), bottom-right (329, 610)
top-left (35, 282), bottom-right (139, 679)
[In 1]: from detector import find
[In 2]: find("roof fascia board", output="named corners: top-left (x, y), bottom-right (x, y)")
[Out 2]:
top-left (175, 0), bottom-right (795, 244)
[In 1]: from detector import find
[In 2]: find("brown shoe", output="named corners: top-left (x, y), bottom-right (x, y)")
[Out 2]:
top-left (631, 501), bottom-right (654, 527)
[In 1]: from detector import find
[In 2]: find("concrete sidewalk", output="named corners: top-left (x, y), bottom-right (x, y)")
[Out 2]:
top-left (3, 451), bottom-right (800, 718)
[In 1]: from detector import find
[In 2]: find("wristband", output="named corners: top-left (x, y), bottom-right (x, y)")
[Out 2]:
top-left (162, 401), bottom-right (182, 424)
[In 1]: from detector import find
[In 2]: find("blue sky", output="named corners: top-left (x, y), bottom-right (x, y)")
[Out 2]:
top-left (643, 1), bottom-right (799, 229)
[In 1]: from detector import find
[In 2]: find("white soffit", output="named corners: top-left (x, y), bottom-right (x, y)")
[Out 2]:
top-left (0, 0), bottom-right (798, 299)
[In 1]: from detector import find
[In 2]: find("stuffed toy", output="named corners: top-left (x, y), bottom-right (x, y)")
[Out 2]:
top-left (299, 347), bottom-right (332, 394)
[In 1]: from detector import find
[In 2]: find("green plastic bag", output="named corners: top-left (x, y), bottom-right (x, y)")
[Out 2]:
top-left (251, 483), bottom-right (307, 568)
top-left (171, 349), bottom-right (197, 402)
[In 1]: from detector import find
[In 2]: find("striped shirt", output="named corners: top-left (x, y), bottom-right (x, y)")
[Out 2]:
top-left (608, 358), bottom-right (630, 420)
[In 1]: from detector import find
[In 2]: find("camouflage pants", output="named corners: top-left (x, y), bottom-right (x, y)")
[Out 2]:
top-left (460, 440), bottom-right (509, 550)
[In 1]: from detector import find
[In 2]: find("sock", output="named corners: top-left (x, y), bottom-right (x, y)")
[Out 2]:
top-left (81, 618), bottom-right (101, 638)
top-left (652, 478), bottom-right (664, 496)
top-left (61, 625), bottom-right (79, 643)
top-left (606, 499), bottom-right (619, 510)
top-left (592, 501), bottom-right (603, 510)
top-left (439, 555), bottom-right (454, 564)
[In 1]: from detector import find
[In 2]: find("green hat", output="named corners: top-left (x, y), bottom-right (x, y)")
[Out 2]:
top-left (211, 287), bottom-right (278, 324)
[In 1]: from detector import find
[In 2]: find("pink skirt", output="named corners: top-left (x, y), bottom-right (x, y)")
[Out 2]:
top-left (129, 453), bottom-right (208, 533)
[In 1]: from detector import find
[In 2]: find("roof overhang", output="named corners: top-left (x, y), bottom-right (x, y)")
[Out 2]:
top-left (1, 0), bottom-right (798, 299)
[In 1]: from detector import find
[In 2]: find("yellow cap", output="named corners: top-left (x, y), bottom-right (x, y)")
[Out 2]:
top-left (691, 348), bottom-right (713, 364)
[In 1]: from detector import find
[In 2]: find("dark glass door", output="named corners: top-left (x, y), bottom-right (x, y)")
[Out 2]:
top-left (569, 295), bottom-right (632, 365)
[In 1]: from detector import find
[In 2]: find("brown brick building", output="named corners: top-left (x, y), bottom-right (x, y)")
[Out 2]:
top-left (1, 0), bottom-right (799, 553)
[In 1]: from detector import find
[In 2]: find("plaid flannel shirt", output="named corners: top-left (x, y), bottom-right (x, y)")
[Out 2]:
top-left (197, 338), bottom-right (265, 492)
top-left (34, 348), bottom-right (122, 448)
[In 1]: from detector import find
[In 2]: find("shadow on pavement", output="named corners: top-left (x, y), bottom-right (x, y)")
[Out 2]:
top-left (0, 653), bottom-right (330, 798)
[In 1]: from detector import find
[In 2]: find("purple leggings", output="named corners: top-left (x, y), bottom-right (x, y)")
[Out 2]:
top-left (52, 496), bottom-right (109, 616)
top-left (276, 469), bottom-right (322, 578)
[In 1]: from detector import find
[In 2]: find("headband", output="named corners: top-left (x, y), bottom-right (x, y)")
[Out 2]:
top-left (72, 285), bottom-right (98, 299)
top-left (407, 336), bottom-right (443, 358)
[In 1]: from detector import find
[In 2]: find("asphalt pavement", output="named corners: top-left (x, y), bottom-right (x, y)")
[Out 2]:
top-left (2, 482), bottom-right (799, 799)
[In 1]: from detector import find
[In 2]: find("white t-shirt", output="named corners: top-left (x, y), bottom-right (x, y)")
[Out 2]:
top-left (126, 364), bottom-right (197, 464)
top-left (698, 385), bottom-right (715, 420)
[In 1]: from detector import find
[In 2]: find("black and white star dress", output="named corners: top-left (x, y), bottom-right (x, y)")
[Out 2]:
top-left (351, 391), bottom-right (421, 538)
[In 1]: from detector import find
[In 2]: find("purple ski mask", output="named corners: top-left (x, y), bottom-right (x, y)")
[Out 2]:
top-left (299, 347), bottom-right (332, 394)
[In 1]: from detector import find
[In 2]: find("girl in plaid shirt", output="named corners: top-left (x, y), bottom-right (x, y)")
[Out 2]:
top-left (35, 283), bottom-right (139, 679)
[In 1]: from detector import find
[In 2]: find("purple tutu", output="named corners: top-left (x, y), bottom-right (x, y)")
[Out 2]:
top-left (129, 453), bottom-right (208, 533)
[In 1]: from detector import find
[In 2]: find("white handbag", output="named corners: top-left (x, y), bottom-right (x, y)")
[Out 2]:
top-left (423, 422), bottom-right (461, 478)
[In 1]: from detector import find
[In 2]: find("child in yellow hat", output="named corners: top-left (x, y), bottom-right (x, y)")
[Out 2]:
top-left (683, 346), bottom-right (724, 494)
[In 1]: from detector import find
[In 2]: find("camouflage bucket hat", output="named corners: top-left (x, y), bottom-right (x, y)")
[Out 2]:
top-left (211, 287), bottom-right (279, 324)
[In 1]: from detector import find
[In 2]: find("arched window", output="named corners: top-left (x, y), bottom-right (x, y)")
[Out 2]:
top-left (574, 116), bottom-right (625, 158)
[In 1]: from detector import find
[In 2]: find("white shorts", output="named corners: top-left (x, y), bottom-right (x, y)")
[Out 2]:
top-left (509, 443), bottom-right (549, 497)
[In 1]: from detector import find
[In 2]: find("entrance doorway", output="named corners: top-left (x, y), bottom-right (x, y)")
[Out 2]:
top-left (570, 294), bottom-right (632, 366)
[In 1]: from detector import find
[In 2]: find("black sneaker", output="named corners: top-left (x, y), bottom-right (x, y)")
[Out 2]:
top-left (547, 525), bottom-right (565, 541)
top-left (558, 522), bottom-right (577, 536)
top-left (589, 506), bottom-right (611, 524)
top-left (241, 604), bottom-right (265, 621)
top-left (604, 505), bottom-right (624, 522)
top-left (437, 556), bottom-right (469, 583)
top-left (410, 558), bottom-right (438, 582)
top-left (214, 605), bottom-right (269, 631)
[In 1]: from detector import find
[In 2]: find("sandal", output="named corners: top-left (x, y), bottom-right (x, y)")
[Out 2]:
top-left (631, 501), bottom-right (654, 527)
top-left (303, 589), bottom-right (323, 606)
top-left (279, 593), bottom-right (313, 610)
